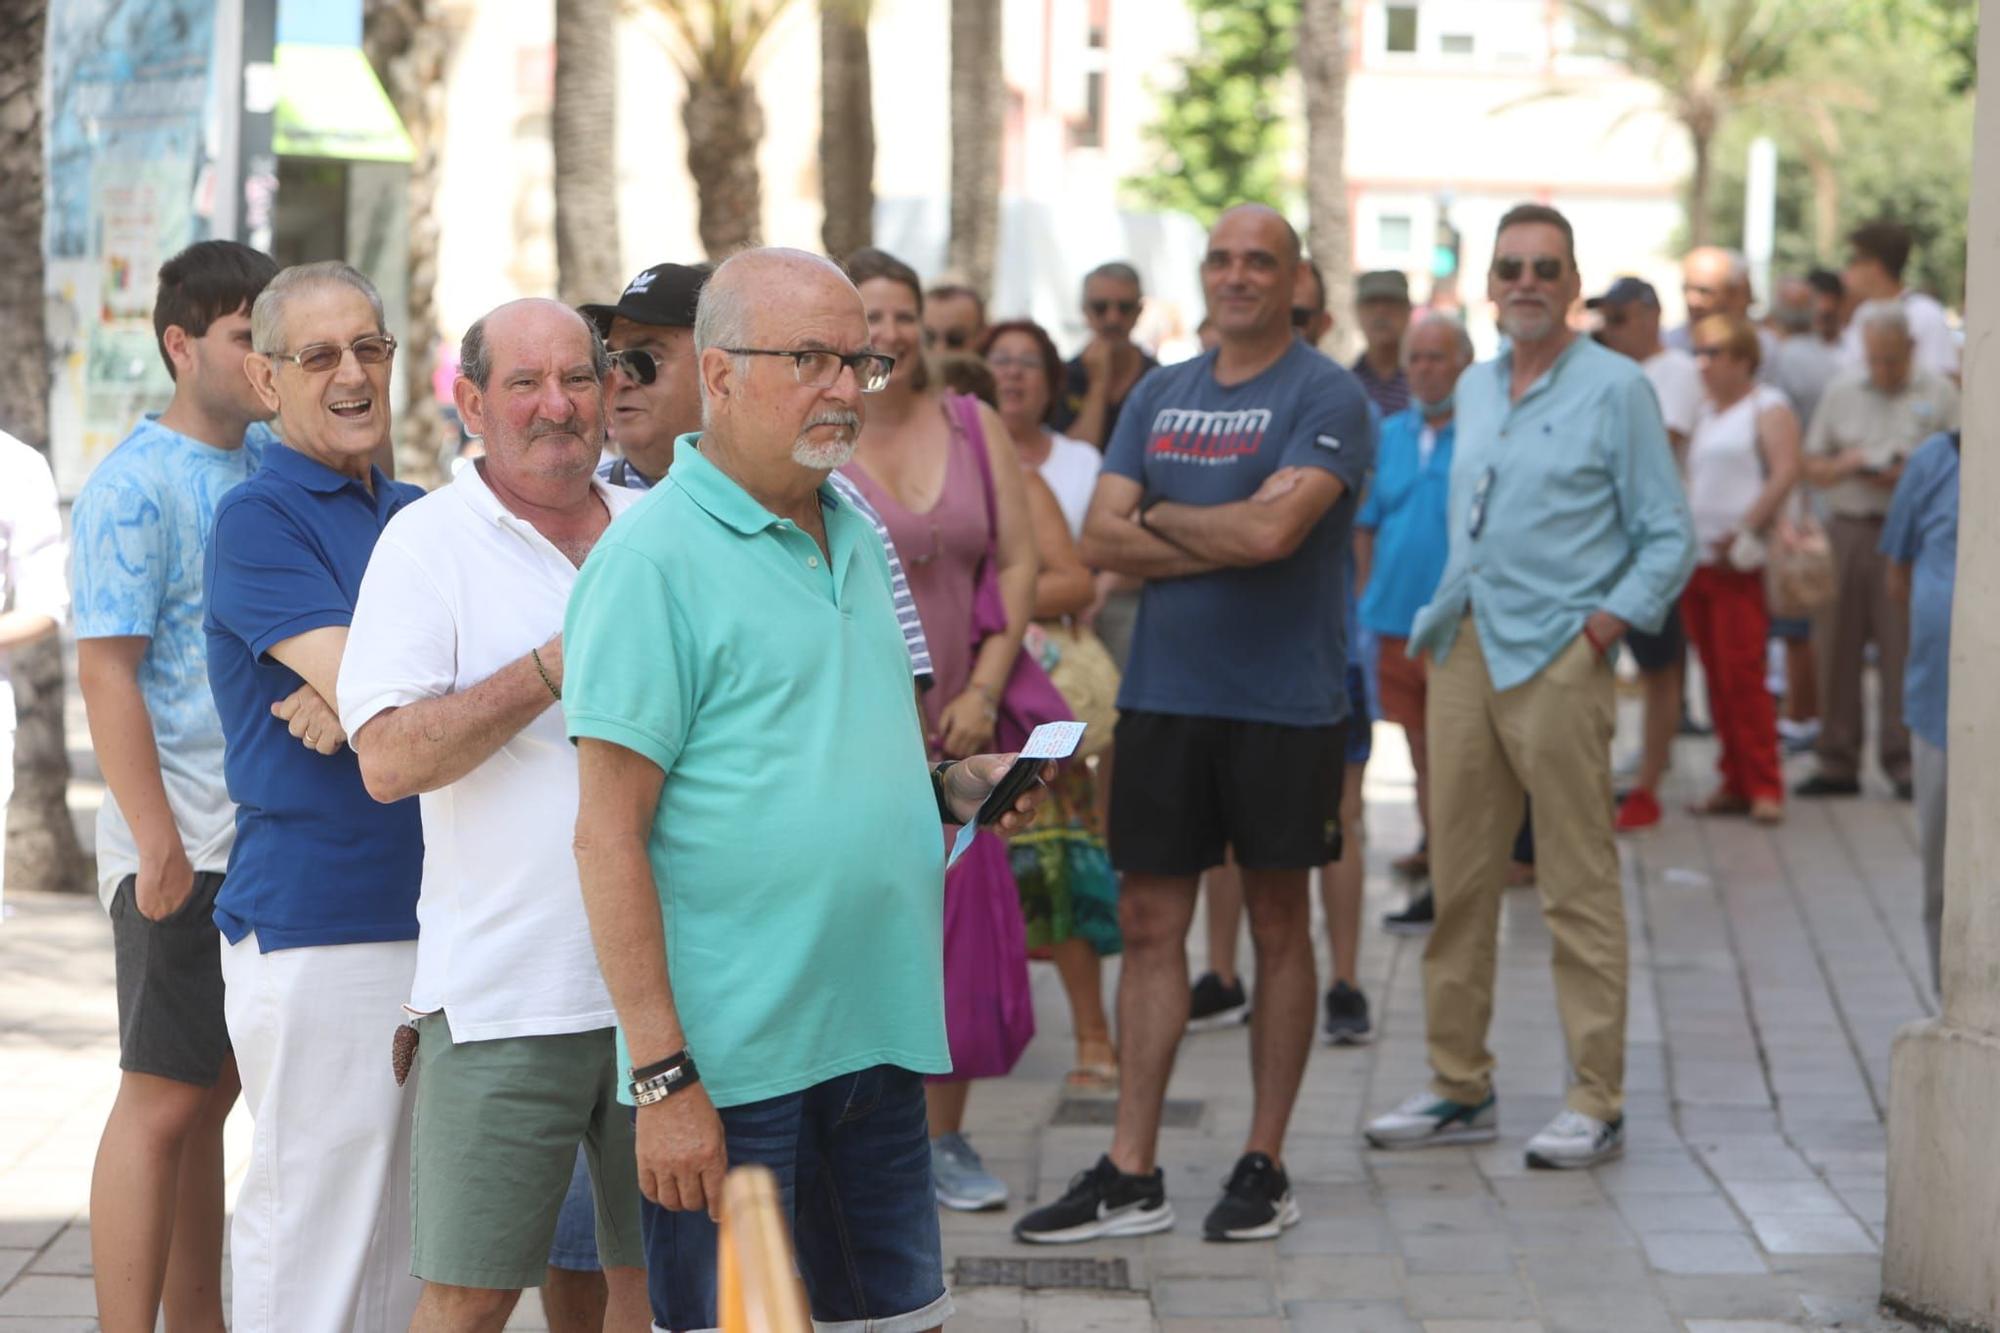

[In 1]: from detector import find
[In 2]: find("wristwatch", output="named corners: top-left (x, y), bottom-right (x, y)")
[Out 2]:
top-left (930, 760), bottom-right (959, 823)
top-left (630, 1051), bottom-right (701, 1106)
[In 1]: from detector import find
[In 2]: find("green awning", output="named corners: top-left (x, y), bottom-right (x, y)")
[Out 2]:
top-left (274, 43), bottom-right (413, 163)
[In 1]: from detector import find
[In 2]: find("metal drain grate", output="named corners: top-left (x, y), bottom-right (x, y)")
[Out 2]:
top-left (953, 1256), bottom-right (1134, 1291)
top-left (1052, 1096), bottom-right (1203, 1128)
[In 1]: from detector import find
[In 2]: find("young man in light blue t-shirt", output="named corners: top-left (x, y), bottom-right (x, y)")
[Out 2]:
top-left (70, 240), bottom-right (278, 1331)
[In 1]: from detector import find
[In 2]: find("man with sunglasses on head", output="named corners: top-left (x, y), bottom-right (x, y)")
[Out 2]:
top-left (1364, 204), bottom-right (1694, 1170)
top-left (1053, 260), bottom-right (1157, 449)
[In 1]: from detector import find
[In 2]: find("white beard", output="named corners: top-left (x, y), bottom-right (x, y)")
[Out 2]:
top-left (792, 435), bottom-right (857, 470)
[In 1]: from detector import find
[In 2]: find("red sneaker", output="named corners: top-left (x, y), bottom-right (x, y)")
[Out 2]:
top-left (1614, 787), bottom-right (1663, 832)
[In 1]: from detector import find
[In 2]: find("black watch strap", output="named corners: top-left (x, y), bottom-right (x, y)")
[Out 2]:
top-left (930, 761), bottom-right (958, 823)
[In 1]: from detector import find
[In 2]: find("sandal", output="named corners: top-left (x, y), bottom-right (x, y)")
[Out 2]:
top-left (1690, 788), bottom-right (1751, 817)
top-left (1066, 1038), bottom-right (1118, 1090)
top-left (1749, 798), bottom-right (1784, 825)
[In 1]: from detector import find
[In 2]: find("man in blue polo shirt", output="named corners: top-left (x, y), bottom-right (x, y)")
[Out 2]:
top-left (203, 262), bottom-right (425, 1332)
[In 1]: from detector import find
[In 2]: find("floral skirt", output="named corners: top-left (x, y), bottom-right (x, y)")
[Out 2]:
top-left (1008, 763), bottom-right (1122, 958)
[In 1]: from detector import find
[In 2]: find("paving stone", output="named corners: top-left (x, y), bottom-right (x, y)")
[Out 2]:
top-left (1277, 1253), bottom-right (1407, 1302)
top-left (1639, 1230), bottom-right (1769, 1275)
top-left (1284, 1299), bottom-right (1423, 1333)
top-left (1401, 1273), bottom-right (1537, 1321)
top-left (0, 1275), bottom-right (97, 1317)
top-left (1746, 1212), bottom-right (1877, 1255)
top-left (1152, 1277), bottom-right (1276, 1318)
top-left (1611, 1189), bottom-right (1745, 1233)
top-left (1419, 1323), bottom-right (1546, 1333)
top-left (1655, 1274), bottom-right (1806, 1320)
top-left (1026, 1292), bottom-right (1154, 1331)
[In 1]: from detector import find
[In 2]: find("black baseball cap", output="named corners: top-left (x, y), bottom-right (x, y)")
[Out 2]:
top-left (1585, 276), bottom-right (1660, 309)
top-left (580, 263), bottom-right (711, 336)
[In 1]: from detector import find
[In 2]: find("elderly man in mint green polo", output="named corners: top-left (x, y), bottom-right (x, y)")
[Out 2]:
top-left (562, 246), bottom-right (1048, 1333)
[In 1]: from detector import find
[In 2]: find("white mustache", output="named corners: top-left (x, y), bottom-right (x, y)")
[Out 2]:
top-left (804, 410), bottom-right (860, 433)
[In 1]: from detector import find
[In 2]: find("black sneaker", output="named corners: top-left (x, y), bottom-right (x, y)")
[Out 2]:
top-left (1201, 1152), bottom-right (1300, 1242)
top-left (1187, 971), bottom-right (1250, 1031)
top-left (1321, 980), bottom-right (1372, 1046)
top-left (1383, 889), bottom-right (1434, 935)
top-left (1794, 773), bottom-right (1861, 797)
top-left (1013, 1155), bottom-right (1175, 1244)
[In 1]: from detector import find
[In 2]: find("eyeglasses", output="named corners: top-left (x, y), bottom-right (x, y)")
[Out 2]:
top-left (722, 347), bottom-right (895, 393)
top-left (270, 334), bottom-right (397, 374)
top-left (986, 354), bottom-right (1043, 373)
top-left (1088, 299), bottom-right (1140, 318)
top-left (925, 328), bottom-right (973, 351)
top-left (1692, 344), bottom-right (1727, 360)
top-left (1468, 466), bottom-right (1495, 540)
top-left (1492, 256), bottom-right (1564, 284)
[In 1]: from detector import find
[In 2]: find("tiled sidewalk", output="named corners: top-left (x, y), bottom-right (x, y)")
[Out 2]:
top-left (0, 723), bottom-right (1930, 1330)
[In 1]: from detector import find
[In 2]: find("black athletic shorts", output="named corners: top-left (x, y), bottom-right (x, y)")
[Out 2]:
top-left (1624, 599), bottom-right (1685, 674)
top-left (1107, 711), bottom-right (1345, 876)
top-left (110, 871), bottom-right (232, 1087)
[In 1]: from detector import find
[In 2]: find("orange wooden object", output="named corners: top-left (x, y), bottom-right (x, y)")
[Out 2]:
top-left (717, 1165), bottom-right (810, 1333)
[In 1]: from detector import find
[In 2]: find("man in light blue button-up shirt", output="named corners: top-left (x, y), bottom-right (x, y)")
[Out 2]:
top-left (1365, 204), bottom-right (1695, 1172)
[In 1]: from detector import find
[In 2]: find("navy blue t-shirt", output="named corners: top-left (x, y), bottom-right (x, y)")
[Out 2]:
top-left (204, 444), bottom-right (425, 951)
top-left (1104, 341), bottom-right (1375, 727)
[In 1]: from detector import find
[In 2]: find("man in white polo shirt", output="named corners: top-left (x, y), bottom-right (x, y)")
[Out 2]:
top-left (338, 298), bottom-right (647, 1330)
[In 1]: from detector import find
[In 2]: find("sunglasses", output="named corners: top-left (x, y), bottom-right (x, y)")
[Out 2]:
top-left (1290, 307), bottom-right (1315, 329)
top-left (270, 333), bottom-right (397, 375)
top-left (1088, 299), bottom-right (1140, 318)
top-left (1468, 466), bottom-right (1496, 540)
top-left (607, 348), bottom-right (663, 385)
top-left (1493, 256), bottom-right (1565, 283)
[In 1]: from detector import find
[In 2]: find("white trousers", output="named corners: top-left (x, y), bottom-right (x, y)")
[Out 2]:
top-left (222, 935), bottom-right (421, 1333)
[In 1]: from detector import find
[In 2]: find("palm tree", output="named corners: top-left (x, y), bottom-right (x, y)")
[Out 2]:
top-left (1566, 0), bottom-right (1817, 247)
top-left (554, 0), bottom-right (625, 307)
top-left (0, 0), bottom-right (90, 895)
top-left (947, 0), bottom-right (1003, 299)
top-left (639, 0), bottom-right (798, 259)
top-left (365, 0), bottom-right (453, 485)
top-left (1296, 0), bottom-right (1351, 356)
top-left (818, 0), bottom-right (875, 259)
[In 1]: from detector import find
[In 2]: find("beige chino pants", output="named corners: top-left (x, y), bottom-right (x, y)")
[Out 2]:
top-left (1814, 513), bottom-right (1910, 785)
top-left (1422, 622), bottom-right (1627, 1122)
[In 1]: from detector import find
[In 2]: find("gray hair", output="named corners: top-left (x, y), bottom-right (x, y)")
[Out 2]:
top-left (1854, 298), bottom-right (1912, 342)
top-left (250, 262), bottom-right (384, 355)
top-left (1403, 312), bottom-right (1474, 367)
top-left (1770, 284), bottom-right (1816, 335)
top-left (460, 302), bottom-right (609, 392)
top-left (1084, 261), bottom-right (1144, 293)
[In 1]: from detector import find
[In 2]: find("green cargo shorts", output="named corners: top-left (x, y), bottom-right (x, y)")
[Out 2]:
top-left (409, 1014), bottom-right (644, 1289)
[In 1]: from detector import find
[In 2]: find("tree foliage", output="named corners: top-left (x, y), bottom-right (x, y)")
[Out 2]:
top-left (1123, 0), bottom-right (1299, 224)
top-left (1702, 1), bottom-right (1974, 303)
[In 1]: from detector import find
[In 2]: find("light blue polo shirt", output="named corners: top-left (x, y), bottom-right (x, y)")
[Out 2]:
top-left (563, 435), bottom-right (950, 1108)
top-left (1409, 336), bottom-right (1695, 690)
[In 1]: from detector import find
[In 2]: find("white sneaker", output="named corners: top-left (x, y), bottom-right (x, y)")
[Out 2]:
top-left (1363, 1090), bottom-right (1498, 1149)
top-left (1523, 1109), bottom-right (1624, 1170)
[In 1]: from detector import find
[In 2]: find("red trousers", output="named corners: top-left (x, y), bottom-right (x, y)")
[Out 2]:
top-left (1682, 564), bottom-right (1782, 804)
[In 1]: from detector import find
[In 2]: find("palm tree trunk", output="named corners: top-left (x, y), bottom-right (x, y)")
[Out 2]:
top-left (1688, 125), bottom-right (1714, 249)
top-left (366, 0), bottom-right (450, 486)
top-left (1297, 0), bottom-right (1352, 357)
top-left (947, 0), bottom-right (1002, 298)
top-left (553, 0), bottom-right (624, 306)
top-left (685, 77), bottom-right (765, 258)
top-left (818, 0), bottom-right (875, 259)
top-left (0, 0), bottom-right (89, 895)
top-left (1806, 152), bottom-right (1841, 262)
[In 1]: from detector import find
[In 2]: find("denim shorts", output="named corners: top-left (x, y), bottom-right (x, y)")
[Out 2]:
top-left (547, 1148), bottom-right (601, 1272)
top-left (641, 1064), bottom-right (951, 1333)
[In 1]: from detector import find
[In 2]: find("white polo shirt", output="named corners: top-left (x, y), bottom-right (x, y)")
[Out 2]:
top-left (338, 464), bottom-right (640, 1043)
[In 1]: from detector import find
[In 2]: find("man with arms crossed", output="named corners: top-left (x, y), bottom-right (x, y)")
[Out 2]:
top-left (73, 240), bottom-right (277, 1330)
top-left (203, 262), bottom-right (426, 1330)
top-left (563, 247), bottom-right (1047, 1331)
top-left (1364, 204), bottom-right (1694, 1168)
top-left (338, 299), bottom-right (648, 1331)
top-left (1017, 204), bottom-right (1374, 1244)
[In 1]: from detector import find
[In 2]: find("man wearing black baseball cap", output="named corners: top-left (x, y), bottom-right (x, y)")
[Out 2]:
top-left (581, 262), bottom-right (711, 489)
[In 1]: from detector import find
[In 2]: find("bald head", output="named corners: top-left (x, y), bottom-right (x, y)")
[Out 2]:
top-left (1404, 313), bottom-right (1472, 415)
top-left (694, 246), bottom-right (872, 472)
top-left (1203, 204), bottom-right (1302, 345)
top-left (1682, 246), bottom-right (1751, 324)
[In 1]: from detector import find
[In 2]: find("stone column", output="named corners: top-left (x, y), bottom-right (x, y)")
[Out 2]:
top-left (1882, 4), bottom-right (2000, 1326)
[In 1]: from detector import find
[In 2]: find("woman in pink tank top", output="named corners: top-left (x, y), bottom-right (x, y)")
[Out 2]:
top-left (837, 249), bottom-right (1041, 1214)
